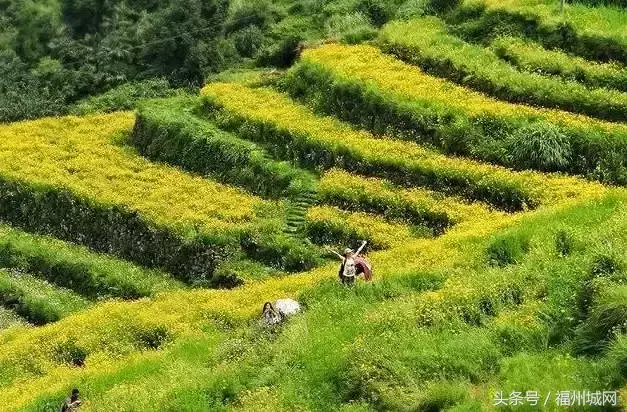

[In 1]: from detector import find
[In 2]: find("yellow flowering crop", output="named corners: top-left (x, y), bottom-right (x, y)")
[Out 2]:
top-left (0, 112), bottom-right (264, 236)
top-left (306, 205), bottom-right (416, 249)
top-left (201, 82), bottom-right (604, 210)
top-left (299, 44), bottom-right (627, 135)
top-left (320, 168), bottom-right (497, 225)
top-left (379, 17), bottom-right (627, 122)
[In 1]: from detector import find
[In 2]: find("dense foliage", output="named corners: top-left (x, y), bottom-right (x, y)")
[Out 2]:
top-left (0, 0), bottom-right (230, 122)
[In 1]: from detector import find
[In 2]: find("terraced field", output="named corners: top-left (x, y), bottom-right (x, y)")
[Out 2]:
top-left (0, 0), bottom-right (625, 410)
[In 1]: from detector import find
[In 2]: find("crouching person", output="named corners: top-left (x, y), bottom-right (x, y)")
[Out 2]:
top-left (261, 298), bottom-right (301, 327)
top-left (60, 388), bottom-right (81, 412)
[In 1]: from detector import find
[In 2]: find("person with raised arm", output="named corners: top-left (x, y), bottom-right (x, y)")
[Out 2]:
top-left (327, 240), bottom-right (372, 286)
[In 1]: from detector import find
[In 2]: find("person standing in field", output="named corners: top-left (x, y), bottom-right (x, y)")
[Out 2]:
top-left (328, 240), bottom-right (372, 285)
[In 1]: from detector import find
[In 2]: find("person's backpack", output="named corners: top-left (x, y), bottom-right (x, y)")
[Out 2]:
top-left (354, 257), bottom-right (372, 281)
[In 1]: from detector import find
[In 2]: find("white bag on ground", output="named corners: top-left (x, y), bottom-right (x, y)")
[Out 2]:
top-left (275, 298), bottom-right (301, 317)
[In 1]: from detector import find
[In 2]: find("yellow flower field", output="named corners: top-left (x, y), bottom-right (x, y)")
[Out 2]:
top-left (306, 205), bottom-right (416, 248)
top-left (319, 168), bottom-right (497, 225)
top-left (201, 82), bottom-right (605, 209)
top-left (299, 44), bottom-right (627, 135)
top-left (0, 113), bottom-right (266, 236)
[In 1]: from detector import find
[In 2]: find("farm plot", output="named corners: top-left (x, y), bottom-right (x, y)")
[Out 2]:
top-left (201, 82), bottom-right (604, 212)
top-left (453, 0), bottom-right (627, 63)
top-left (379, 17), bottom-right (627, 122)
top-left (284, 44), bottom-right (627, 184)
top-left (0, 113), bottom-right (317, 285)
top-left (490, 36), bottom-right (627, 92)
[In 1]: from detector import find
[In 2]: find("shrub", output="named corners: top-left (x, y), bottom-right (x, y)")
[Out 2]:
top-left (506, 123), bottom-right (572, 172)
top-left (396, 0), bottom-right (429, 19)
top-left (133, 325), bottom-right (171, 350)
top-left (356, 0), bottom-right (395, 27)
top-left (575, 285), bottom-right (627, 354)
top-left (486, 234), bottom-right (530, 267)
top-left (591, 253), bottom-right (624, 277)
top-left (232, 26), bottom-right (265, 58)
top-left (70, 79), bottom-right (183, 115)
top-left (257, 35), bottom-right (304, 68)
top-left (0, 51), bottom-right (68, 123)
top-left (225, 0), bottom-right (280, 34)
top-left (52, 340), bottom-right (88, 367)
top-left (325, 12), bottom-right (377, 44)
top-left (428, 0), bottom-right (462, 13)
top-left (555, 230), bottom-right (574, 257)
top-left (415, 381), bottom-right (469, 411)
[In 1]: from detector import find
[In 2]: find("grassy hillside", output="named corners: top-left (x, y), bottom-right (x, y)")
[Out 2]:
top-left (0, 0), bottom-right (626, 410)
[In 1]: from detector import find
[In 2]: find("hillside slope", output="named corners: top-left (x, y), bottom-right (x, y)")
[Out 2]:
top-left (0, 0), bottom-right (626, 410)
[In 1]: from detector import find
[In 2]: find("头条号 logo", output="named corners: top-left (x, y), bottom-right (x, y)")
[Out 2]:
top-left (494, 390), bottom-right (618, 407)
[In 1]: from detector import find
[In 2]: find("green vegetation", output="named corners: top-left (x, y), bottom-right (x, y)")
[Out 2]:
top-left (133, 96), bottom-right (317, 199)
top-left (202, 82), bottom-right (589, 212)
top-left (492, 36), bottom-right (627, 92)
top-left (0, 0), bottom-right (434, 123)
top-left (305, 205), bottom-right (421, 249)
top-left (318, 168), bottom-right (494, 233)
top-left (0, 308), bottom-right (27, 331)
top-left (0, 225), bottom-right (183, 300)
top-left (0, 113), bottom-right (320, 285)
top-left (0, 189), bottom-right (625, 410)
top-left (380, 17), bottom-right (627, 122)
top-left (451, 0), bottom-right (627, 64)
top-left (70, 79), bottom-right (186, 115)
top-left (0, 270), bottom-right (89, 325)
top-left (284, 44), bottom-right (627, 184)
top-left (0, 0), bottom-right (230, 122)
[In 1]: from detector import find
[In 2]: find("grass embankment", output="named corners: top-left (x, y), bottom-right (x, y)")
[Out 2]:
top-left (379, 17), bottom-right (627, 122)
top-left (305, 205), bottom-right (422, 249)
top-left (491, 36), bottom-right (627, 92)
top-left (0, 225), bottom-right (183, 300)
top-left (283, 44), bottom-right (627, 184)
top-left (0, 113), bottom-right (320, 284)
top-left (452, 0), bottom-right (627, 64)
top-left (133, 96), bottom-right (317, 199)
top-left (318, 168), bottom-right (496, 233)
top-left (0, 270), bottom-right (89, 325)
top-left (0, 308), bottom-right (26, 331)
top-left (201, 83), bottom-right (603, 213)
